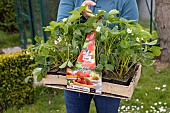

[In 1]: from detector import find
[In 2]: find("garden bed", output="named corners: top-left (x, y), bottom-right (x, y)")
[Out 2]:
top-left (43, 65), bottom-right (141, 100)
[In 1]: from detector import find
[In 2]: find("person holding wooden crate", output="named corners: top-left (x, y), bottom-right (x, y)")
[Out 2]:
top-left (57, 0), bottom-right (138, 113)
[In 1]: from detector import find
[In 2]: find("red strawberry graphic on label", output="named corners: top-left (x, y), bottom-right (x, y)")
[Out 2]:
top-left (75, 78), bottom-right (81, 83)
top-left (77, 72), bottom-right (90, 78)
top-left (86, 80), bottom-right (93, 85)
top-left (77, 72), bottom-right (83, 77)
top-left (66, 68), bottom-right (72, 75)
top-left (86, 31), bottom-right (96, 41)
top-left (87, 41), bottom-right (95, 51)
top-left (81, 80), bottom-right (86, 84)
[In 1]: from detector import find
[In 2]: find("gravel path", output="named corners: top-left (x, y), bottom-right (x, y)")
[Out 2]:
top-left (2, 46), bottom-right (22, 54)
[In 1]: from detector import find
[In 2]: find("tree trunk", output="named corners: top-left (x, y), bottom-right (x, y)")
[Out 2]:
top-left (155, 0), bottom-right (170, 62)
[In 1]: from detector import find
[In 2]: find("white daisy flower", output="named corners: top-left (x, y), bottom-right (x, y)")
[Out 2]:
top-left (137, 107), bottom-right (140, 110)
top-left (162, 85), bottom-right (166, 88)
top-left (136, 37), bottom-right (140, 42)
top-left (162, 89), bottom-right (166, 91)
top-left (155, 87), bottom-right (160, 90)
top-left (159, 107), bottom-right (166, 112)
top-left (141, 106), bottom-right (144, 109)
top-left (150, 106), bottom-right (153, 108)
top-left (127, 106), bottom-right (130, 109)
top-left (153, 110), bottom-right (156, 112)
top-left (57, 37), bottom-right (62, 42)
top-left (30, 56), bottom-right (34, 60)
top-left (127, 28), bottom-right (132, 34)
top-left (159, 102), bottom-right (162, 104)
top-left (62, 18), bottom-right (67, 22)
top-left (26, 51), bottom-right (30, 55)
top-left (76, 46), bottom-right (79, 49)
top-left (48, 100), bottom-right (51, 105)
top-left (54, 40), bottom-right (58, 45)
top-left (164, 103), bottom-right (167, 105)
top-left (136, 99), bottom-right (139, 102)
top-left (115, 26), bottom-right (118, 29)
top-left (121, 105), bottom-right (126, 110)
top-left (141, 38), bottom-right (144, 40)
top-left (154, 103), bottom-right (158, 106)
top-left (150, 106), bottom-right (155, 109)
top-left (96, 26), bottom-right (101, 32)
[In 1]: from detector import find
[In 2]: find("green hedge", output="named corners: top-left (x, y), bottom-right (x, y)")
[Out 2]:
top-left (0, 52), bottom-right (35, 112)
top-left (0, 0), bottom-right (18, 32)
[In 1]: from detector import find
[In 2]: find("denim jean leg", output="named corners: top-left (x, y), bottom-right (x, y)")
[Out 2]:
top-left (93, 95), bottom-right (120, 113)
top-left (64, 90), bottom-right (93, 113)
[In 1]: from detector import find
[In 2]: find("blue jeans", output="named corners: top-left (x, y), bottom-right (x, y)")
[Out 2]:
top-left (64, 90), bottom-right (120, 113)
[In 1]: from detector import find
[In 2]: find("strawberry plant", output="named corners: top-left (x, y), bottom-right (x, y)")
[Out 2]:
top-left (27, 6), bottom-right (161, 82)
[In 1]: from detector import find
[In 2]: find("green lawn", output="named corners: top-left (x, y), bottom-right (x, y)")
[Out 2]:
top-left (4, 65), bottom-right (170, 113)
top-left (0, 31), bottom-right (20, 49)
top-left (119, 66), bottom-right (170, 112)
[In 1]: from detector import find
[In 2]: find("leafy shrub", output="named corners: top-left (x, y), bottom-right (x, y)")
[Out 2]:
top-left (0, 51), bottom-right (35, 112)
top-left (0, 0), bottom-right (18, 32)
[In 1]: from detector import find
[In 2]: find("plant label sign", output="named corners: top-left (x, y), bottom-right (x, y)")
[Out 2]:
top-left (66, 31), bottom-right (102, 94)
top-left (66, 69), bottom-right (102, 94)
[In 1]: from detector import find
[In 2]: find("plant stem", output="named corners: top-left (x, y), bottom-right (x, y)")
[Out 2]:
top-left (68, 45), bottom-right (69, 60)
top-left (96, 41), bottom-right (99, 65)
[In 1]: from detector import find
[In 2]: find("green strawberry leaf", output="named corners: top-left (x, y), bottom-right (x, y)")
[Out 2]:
top-left (105, 64), bottom-right (114, 72)
top-left (68, 60), bottom-right (73, 67)
top-left (59, 61), bottom-right (68, 68)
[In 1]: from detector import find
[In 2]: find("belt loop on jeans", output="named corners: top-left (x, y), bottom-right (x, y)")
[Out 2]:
top-left (79, 93), bottom-right (80, 97)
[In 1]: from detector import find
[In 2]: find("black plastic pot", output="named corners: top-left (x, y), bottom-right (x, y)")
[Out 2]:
top-left (102, 77), bottom-right (133, 86)
top-left (47, 70), bottom-right (66, 76)
top-left (102, 77), bottom-right (112, 83)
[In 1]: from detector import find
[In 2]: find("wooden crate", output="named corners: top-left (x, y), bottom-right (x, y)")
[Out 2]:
top-left (43, 65), bottom-right (141, 100)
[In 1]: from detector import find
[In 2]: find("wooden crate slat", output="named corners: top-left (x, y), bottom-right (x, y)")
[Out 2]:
top-left (45, 84), bottom-right (129, 99)
top-left (43, 75), bottom-right (67, 85)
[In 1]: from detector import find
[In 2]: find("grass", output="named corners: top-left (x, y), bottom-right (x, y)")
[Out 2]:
top-left (4, 65), bottom-right (170, 113)
top-left (3, 86), bottom-right (96, 113)
top-left (0, 31), bottom-right (20, 49)
top-left (119, 66), bottom-right (170, 112)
